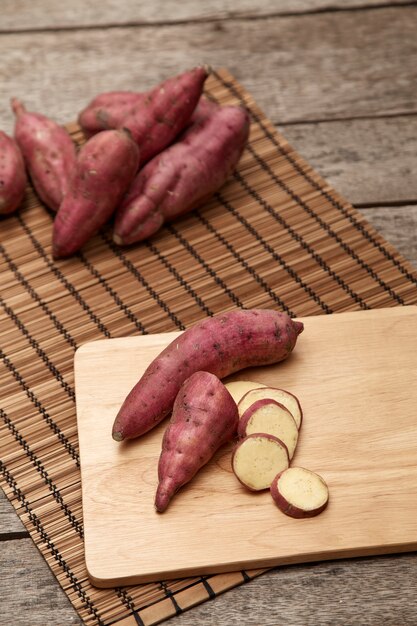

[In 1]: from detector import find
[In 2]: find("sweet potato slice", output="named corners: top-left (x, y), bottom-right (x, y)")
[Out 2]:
top-left (270, 467), bottom-right (329, 518)
top-left (224, 380), bottom-right (266, 405)
top-left (238, 399), bottom-right (299, 460)
top-left (239, 387), bottom-right (303, 429)
top-left (232, 433), bottom-right (289, 491)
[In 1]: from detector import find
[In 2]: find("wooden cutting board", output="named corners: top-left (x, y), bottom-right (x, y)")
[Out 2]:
top-left (74, 307), bottom-right (417, 588)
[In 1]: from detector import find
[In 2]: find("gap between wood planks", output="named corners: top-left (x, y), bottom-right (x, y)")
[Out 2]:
top-left (1, 1), bottom-right (417, 35)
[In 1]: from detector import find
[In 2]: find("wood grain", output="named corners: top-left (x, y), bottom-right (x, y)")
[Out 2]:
top-left (361, 206), bottom-right (417, 268)
top-left (2, 0), bottom-right (413, 30)
top-left (0, 539), bottom-right (83, 626)
top-left (172, 553), bottom-right (417, 626)
top-left (75, 308), bottom-right (417, 587)
top-left (281, 118), bottom-right (417, 205)
top-left (0, 492), bottom-right (27, 536)
top-left (1, 7), bottom-right (416, 134)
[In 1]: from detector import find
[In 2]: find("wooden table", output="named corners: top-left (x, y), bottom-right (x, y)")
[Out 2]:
top-left (1, 2), bottom-right (416, 624)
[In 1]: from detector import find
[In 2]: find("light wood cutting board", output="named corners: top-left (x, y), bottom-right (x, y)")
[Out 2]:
top-left (74, 307), bottom-right (417, 588)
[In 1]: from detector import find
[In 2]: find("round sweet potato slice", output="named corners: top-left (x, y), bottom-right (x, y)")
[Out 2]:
top-left (238, 387), bottom-right (303, 429)
top-left (232, 433), bottom-right (289, 491)
top-left (238, 399), bottom-right (299, 459)
top-left (270, 467), bottom-right (329, 518)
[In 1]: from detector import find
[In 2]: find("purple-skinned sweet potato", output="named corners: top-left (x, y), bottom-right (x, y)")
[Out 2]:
top-left (270, 467), bottom-right (329, 518)
top-left (78, 91), bottom-right (144, 137)
top-left (52, 129), bottom-right (139, 258)
top-left (118, 66), bottom-right (209, 164)
top-left (0, 131), bottom-right (27, 215)
top-left (11, 99), bottom-right (76, 212)
top-left (113, 104), bottom-right (250, 245)
top-left (112, 309), bottom-right (304, 441)
top-left (155, 371), bottom-right (238, 512)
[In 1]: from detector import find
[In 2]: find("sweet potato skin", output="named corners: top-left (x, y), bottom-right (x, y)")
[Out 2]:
top-left (0, 131), bottom-right (27, 215)
top-left (12, 99), bottom-right (76, 212)
top-left (155, 371), bottom-right (238, 512)
top-left (118, 66), bottom-right (209, 164)
top-left (78, 91), bottom-right (144, 136)
top-left (52, 129), bottom-right (139, 258)
top-left (113, 104), bottom-right (250, 245)
top-left (112, 309), bottom-right (304, 441)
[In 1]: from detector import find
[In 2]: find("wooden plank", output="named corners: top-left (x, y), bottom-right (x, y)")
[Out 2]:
top-left (1, 539), bottom-right (83, 626)
top-left (0, 489), bottom-right (27, 536)
top-left (173, 553), bottom-right (417, 626)
top-left (280, 118), bottom-right (417, 205)
top-left (360, 206), bottom-right (417, 268)
top-left (0, 7), bottom-right (416, 134)
top-left (1, 1), bottom-right (413, 31)
top-left (75, 308), bottom-right (417, 586)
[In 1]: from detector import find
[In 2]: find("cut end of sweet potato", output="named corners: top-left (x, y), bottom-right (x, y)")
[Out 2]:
top-left (112, 430), bottom-right (124, 442)
top-left (271, 467), bottom-right (329, 518)
top-left (232, 433), bottom-right (289, 491)
top-left (239, 399), bottom-right (299, 460)
top-left (113, 233), bottom-right (123, 246)
top-left (238, 387), bottom-right (303, 429)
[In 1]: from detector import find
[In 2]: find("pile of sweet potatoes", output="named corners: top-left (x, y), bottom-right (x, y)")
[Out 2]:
top-left (1, 66), bottom-right (250, 257)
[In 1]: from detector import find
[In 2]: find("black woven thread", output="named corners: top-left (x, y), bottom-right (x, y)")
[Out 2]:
top-left (166, 223), bottom-right (245, 310)
top-left (213, 70), bottom-right (413, 302)
top-left (0, 243), bottom-right (78, 350)
top-left (201, 576), bottom-right (216, 599)
top-left (0, 349), bottom-right (79, 466)
top-left (233, 170), bottom-right (370, 310)
top-left (0, 462), bottom-right (104, 625)
top-left (0, 294), bottom-right (75, 401)
top-left (159, 581), bottom-right (184, 616)
top-left (102, 232), bottom-right (186, 331)
top-left (146, 240), bottom-right (214, 317)
top-left (17, 214), bottom-right (111, 338)
top-left (1, 407), bottom-right (83, 539)
top-left (77, 250), bottom-right (148, 335)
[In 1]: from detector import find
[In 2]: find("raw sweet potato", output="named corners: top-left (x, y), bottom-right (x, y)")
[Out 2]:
top-left (112, 309), bottom-right (304, 441)
top-left (0, 130), bottom-right (27, 215)
top-left (270, 467), bottom-right (329, 518)
top-left (238, 398), bottom-right (299, 460)
top-left (118, 66), bottom-right (209, 164)
top-left (52, 129), bottom-right (139, 258)
top-left (155, 371), bottom-right (238, 512)
top-left (232, 433), bottom-right (289, 491)
top-left (113, 104), bottom-right (250, 245)
top-left (12, 98), bottom-right (77, 212)
top-left (78, 91), bottom-right (144, 136)
top-left (239, 387), bottom-right (303, 429)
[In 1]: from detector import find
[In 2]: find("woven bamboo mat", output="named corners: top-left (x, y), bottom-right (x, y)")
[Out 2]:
top-left (1, 68), bottom-right (417, 626)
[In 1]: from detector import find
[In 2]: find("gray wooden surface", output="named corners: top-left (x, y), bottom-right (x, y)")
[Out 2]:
top-left (1, 1), bottom-right (416, 625)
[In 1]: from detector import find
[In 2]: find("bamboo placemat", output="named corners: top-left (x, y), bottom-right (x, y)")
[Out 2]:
top-left (1, 68), bottom-right (416, 626)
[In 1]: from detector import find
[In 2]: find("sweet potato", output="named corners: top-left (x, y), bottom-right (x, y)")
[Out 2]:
top-left (12, 98), bottom-right (77, 212)
top-left (113, 104), bottom-right (250, 245)
top-left (0, 130), bottom-right (27, 215)
top-left (155, 371), bottom-right (238, 512)
top-left (78, 91), bottom-right (144, 136)
top-left (270, 467), bottom-right (329, 518)
top-left (238, 398), bottom-right (299, 460)
top-left (239, 387), bottom-right (303, 429)
top-left (112, 309), bottom-right (304, 441)
top-left (52, 129), bottom-right (139, 258)
top-left (118, 66), bottom-right (209, 164)
top-left (232, 433), bottom-right (289, 491)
